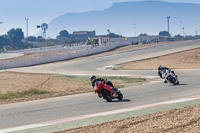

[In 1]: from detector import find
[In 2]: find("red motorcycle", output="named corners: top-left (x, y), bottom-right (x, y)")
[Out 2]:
top-left (94, 81), bottom-right (123, 102)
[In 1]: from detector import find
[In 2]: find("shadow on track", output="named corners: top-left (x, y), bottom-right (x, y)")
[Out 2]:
top-left (169, 83), bottom-right (188, 87)
top-left (177, 83), bottom-right (188, 86)
top-left (111, 99), bottom-right (131, 103)
top-left (171, 83), bottom-right (188, 86)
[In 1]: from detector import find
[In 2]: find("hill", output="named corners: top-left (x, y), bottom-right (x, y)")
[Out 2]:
top-left (43, 1), bottom-right (200, 38)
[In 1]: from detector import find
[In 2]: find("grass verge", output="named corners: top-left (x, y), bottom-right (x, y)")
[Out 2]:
top-left (0, 88), bottom-right (51, 100)
top-left (55, 74), bottom-right (148, 88)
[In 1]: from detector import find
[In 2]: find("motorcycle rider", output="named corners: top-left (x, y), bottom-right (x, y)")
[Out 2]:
top-left (158, 66), bottom-right (177, 83)
top-left (90, 75), bottom-right (114, 88)
top-left (90, 75), bottom-right (117, 97)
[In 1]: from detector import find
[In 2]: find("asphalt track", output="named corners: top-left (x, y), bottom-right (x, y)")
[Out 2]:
top-left (0, 40), bottom-right (200, 132)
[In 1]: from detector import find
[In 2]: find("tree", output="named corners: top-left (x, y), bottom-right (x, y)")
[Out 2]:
top-left (139, 33), bottom-right (148, 36)
top-left (34, 36), bottom-right (44, 42)
top-left (7, 28), bottom-right (24, 49)
top-left (27, 36), bottom-right (37, 41)
top-left (107, 32), bottom-right (122, 38)
top-left (174, 34), bottom-right (184, 40)
top-left (58, 30), bottom-right (69, 38)
top-left (159, 31), bottom-right (170, 37)
top-left (0, 35), bottom-right (10, 49)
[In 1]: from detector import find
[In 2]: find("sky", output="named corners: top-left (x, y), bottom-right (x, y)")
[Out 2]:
top-left (0, 0), bottom-right (200, 37)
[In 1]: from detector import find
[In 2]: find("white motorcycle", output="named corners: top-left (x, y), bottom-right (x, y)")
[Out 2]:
top-left (162, 69), bottom-right (179, 85)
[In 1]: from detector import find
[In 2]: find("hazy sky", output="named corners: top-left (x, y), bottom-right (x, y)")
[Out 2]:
top-left (0, 0), bottom-right (200, 37)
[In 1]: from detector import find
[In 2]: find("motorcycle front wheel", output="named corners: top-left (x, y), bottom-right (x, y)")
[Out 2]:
top-left (167, 75), bottom-right (176, 85)
top-left (102, 89), bottom-right (112, 102)
top-left (117, 91), bottom-right (123, 100)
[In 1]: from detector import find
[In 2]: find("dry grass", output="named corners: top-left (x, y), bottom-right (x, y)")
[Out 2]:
top-left (0, 72), bottom-right (92, 104)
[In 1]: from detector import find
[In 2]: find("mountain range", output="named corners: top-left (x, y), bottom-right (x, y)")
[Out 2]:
top-left (43, 1), bottom-right (200, 38)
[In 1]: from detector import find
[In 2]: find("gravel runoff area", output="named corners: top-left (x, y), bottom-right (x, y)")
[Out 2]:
top-left (1, 41), bottom-right (200, 132)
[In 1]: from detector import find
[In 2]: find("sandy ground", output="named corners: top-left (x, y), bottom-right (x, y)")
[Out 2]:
top-left (0, 72), bottom-right (92, 104)
top-left (120, 47), bottom-right (200, 70)
top-left (56, 104), bottom-right (200, 133)
top-left (1, 41), bottom-right (200, 132)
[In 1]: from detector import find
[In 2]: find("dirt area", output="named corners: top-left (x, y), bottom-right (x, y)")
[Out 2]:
top-left (1, 41), bottom-right (200, 132)
top-left (120, 47), bottom-right (200, 70)
top-left (56, 104), bottom-right (200, 133)
top-left (0, 72), bottom-right (92, 104)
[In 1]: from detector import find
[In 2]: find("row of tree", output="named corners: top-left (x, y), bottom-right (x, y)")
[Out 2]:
top-left (1, 28), bottom-right (198, 52)
top-left (0, 28), bottom-right (33, 52)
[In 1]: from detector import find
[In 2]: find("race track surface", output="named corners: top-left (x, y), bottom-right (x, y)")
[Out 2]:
top-left (1, 40), bottom-right (200, 130)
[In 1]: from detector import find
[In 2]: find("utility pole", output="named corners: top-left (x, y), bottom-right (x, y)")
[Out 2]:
top-left (107, 25), bottom-right (111, 34)
top-left (0, 22), bottom-right (3, 35)
top-left (180, 21), bottom-right (182, 35)
top-left (195, 30), bottom-right (200, 36)
top-left (167, 16), bottom-right (170, 34)
top-left (55, 28), bottom-right (57, 38)
top-left (195, 31), bottom-right (197, 36)
top-left (182, 27), bottom-right (185, 37)
top-left (25, 18), bottom-right (29, 38)
top-left (134, 23), bottom-right (137, 37)
top-left (166, 16), bottom-right (170, 40)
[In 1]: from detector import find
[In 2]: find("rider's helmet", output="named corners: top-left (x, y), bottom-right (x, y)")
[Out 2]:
top-left (158, 66), bottom-right (162, 70)
top-left (90, 75), bottom-right (96, 84)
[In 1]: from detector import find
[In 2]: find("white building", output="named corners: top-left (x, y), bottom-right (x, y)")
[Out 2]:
top-left (98, 36), bottom-right (110, 45)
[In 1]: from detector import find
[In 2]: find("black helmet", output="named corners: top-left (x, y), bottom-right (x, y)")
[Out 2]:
top-left (90, 75), bottom-right (96, 83)
top-left (158, 66), bottom-right (162, 70)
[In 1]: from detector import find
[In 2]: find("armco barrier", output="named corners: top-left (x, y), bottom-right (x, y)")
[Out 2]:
top-left (0, 42), bottom-right (130, 70)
